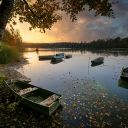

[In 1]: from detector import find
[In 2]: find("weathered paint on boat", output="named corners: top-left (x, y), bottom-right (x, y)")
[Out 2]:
top-left (4, 79), bottom-right (62, 116)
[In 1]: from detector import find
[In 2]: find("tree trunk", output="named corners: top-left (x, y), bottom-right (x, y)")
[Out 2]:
top-left (0, 0), bottom-right (14, 44)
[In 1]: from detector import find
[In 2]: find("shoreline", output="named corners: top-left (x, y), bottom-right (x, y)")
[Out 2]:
top-left (0, 57), bottom-right (31, 82)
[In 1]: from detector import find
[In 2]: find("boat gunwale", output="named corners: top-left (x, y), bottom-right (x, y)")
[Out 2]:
top-left (4, 79), bottom-right (62, 110)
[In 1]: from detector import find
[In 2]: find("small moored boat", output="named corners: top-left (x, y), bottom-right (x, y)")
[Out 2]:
top-left (4, 79), bottom-right (62, 116)
top-left (91, 57), bottom-right (104, 65)
top-left (120, 67), bottom-right (128, 80)
top-left (65, 54), bottom-right (72, 59)
top-left (51, 55), bottom-right (63, 61)
top-left (39, 55), bottom-right (54, 60)
top-left (56, 53), bottom-right (64, 57)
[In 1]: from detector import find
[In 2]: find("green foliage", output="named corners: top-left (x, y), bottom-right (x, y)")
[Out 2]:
top-left (7, 101), bottom-right (20, 112)
top-left (0, 77), bottom-right (3, 88)
top-left (0, 74), bottom-right (9, 88)
top-left (23, 37), bottom-right (128, 49)
top-left (0, 43), bottom-right (20, 64)
top-left (120, 40), bottom-right (128, 48)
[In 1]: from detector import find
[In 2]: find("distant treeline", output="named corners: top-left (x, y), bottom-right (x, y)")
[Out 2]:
top-left (23, 37), bottom-right (128, 48)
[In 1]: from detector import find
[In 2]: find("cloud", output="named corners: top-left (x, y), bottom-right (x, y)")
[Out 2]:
top-left (112, 0), bottom-right (128, 17)
top-left (5, 0), bottom-right (128, 43)
top-left (122, 19), bottom-right (128, 31)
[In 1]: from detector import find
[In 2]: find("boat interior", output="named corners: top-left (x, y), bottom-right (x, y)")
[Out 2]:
top-left (6, 80), bottom-right (60, 106)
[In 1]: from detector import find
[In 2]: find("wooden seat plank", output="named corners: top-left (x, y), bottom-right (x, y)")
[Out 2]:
top-left (18, 87), bottom-right (38, 95)
top-left (39, 94), bottom-right (59, 106)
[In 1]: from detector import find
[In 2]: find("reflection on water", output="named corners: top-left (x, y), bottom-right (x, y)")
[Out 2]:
top-left (25, 48), bottom-right (128, 56)
top-left (17, 48), bottom-right (128, 127)
top-left (118, 78), bottom-right (128, 89)
top-left (91, 62), bottom-right (104, 67)
top-left (50, 59), bottom-right (64, 64)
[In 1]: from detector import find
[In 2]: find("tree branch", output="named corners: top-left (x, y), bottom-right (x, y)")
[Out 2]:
top-left (22, 0), bottom-right (46, 19)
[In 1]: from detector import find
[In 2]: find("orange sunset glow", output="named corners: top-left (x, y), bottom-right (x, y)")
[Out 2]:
top-left (6, 0), bottom-right (128, 43)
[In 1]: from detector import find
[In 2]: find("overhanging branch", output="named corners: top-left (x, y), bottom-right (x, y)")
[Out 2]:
top-left (22, 0), bottom-right (46, 19)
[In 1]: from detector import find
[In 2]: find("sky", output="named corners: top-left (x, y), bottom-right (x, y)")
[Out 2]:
top-left (7, 0), bottom-right (128, 43)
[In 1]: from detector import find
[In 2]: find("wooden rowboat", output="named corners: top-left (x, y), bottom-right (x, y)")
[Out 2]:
top-left (91, 57), bottom-right (104, 65)
top-left (4, 79), bottom-right (62, 116)
top-left (120, 67), bottom-right (128, 80)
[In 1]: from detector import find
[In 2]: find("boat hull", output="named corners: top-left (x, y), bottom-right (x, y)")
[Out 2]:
top-left (91, 62), bottom-right (103, 67)
top-left (56, 53), bottom-right (64, 57)
top-left (91, 57), bottom-right (104, 64)
top-left (120, 67), bottom-right (128, 81)
top-left (51, 55), bottom-right (63, 61)
top-left (120, 75), bottom-right (128, 81)
top-left (4, 79), bottom-right (62, 116)
top-left (39, 55), bottom-right (54, 60)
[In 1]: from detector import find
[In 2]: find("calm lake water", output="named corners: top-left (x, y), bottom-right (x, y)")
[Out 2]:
top-left (17, 48), bottom-right (128, 128)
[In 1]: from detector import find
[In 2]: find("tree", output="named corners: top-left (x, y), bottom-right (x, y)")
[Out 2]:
top-left (0, 0), bottom-right (118, 43)
top-left (2, 29), bottom-right (22, 46)
top-left (121, 40), bottom-right (128, 48)
top-left (2, 29), bottom-right (15, 45)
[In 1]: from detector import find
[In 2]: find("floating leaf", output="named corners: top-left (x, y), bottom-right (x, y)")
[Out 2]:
top-left (52, 123), bottom-right (55, 127)
top-left (72, 114), bottom-right (75, 117)
top-left (73, 104), bottom-right (77, 107)
top-left (80, 123), bottom-right (85, 127)
top-left (122, 108), bottom-right (127, 111)
top-left (46, 102), bottom-right (50, 105)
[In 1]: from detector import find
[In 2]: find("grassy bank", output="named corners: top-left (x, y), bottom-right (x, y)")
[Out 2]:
top-left (0, 43), bottom-right (20, 64)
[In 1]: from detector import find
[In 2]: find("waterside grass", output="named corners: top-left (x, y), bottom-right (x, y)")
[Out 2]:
top-left (0, 43), bottom-right (20, 64)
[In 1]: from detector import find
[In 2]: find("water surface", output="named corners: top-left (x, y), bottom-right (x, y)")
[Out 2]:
top-left (17, 48), bottom-right (128, 127)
